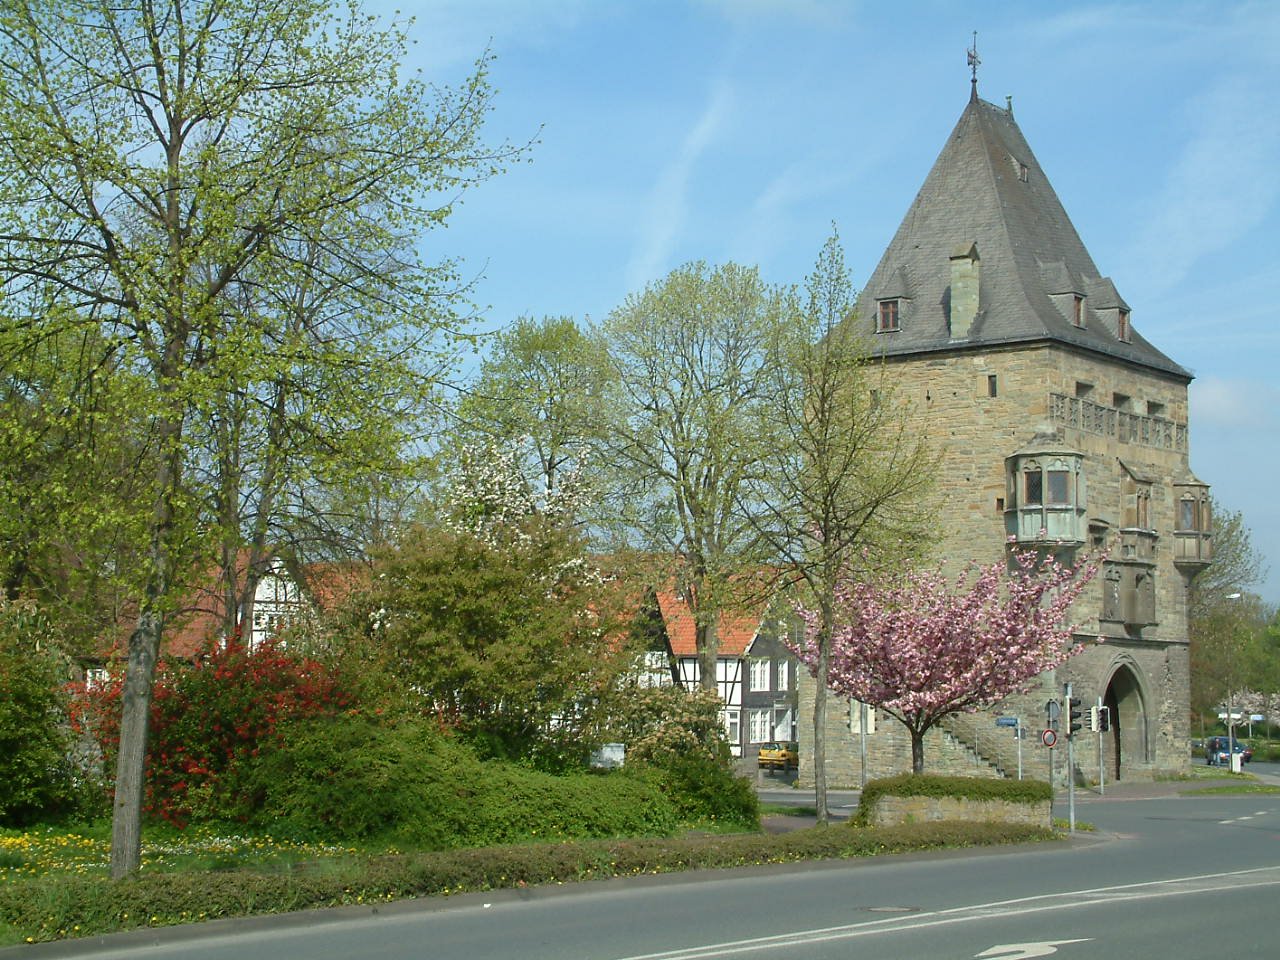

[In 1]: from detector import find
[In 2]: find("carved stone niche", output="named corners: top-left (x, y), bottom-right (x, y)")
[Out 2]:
top-left (1101, 559), bottom-right (1157, 630)
top-left (1005, 428), bottom-right (1086, 546)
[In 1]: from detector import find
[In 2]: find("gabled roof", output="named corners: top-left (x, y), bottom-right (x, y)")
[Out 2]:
top-left (856, 89), bottom-right (1190, 381)
top-left (100, 552), bottom-right (369, 662)
top-left (653, 590), bottom-right (764, 658)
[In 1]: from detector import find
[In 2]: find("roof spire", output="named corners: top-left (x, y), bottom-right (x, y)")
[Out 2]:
top-left (967, 31), bottom-right (980, 101)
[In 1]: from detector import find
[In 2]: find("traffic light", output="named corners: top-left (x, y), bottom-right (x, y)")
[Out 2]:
top-left (1068, 697), bottom-right (1083, 737)
top-left (1098, 705), bottom-right (1110, 732)
top-left (1088, 705), bottom-right (1100, 732)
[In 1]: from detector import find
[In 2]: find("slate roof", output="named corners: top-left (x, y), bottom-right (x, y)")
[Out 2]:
top-left (856, 88), bottom-right (1190, 381)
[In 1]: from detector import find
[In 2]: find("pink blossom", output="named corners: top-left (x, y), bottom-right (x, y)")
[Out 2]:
top-left (793, 547), bottom-right (1099, 773)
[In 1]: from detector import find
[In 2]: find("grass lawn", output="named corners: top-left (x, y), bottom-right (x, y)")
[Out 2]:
top-left (0, 823), bottom-right (368, 881)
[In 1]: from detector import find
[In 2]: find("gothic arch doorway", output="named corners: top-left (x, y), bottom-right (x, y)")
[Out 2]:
top-left (1103, 662), bottom-right (1149, 780)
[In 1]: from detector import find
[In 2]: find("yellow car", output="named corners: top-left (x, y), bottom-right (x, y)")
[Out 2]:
top-left (757, 741), bottom-right (798, 770)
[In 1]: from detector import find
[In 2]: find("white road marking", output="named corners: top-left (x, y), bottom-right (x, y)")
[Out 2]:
top-left (610, 866), bottom-right (1280, 960)
top-left (975, 939), bottom-right (1091, 959)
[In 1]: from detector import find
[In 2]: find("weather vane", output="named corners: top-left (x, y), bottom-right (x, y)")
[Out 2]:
top-left (967, 31), bottom-right (980, 87)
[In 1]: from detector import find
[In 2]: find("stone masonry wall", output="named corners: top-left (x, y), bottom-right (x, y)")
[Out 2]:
top-left (800, 342), bottom-right (1196, 785)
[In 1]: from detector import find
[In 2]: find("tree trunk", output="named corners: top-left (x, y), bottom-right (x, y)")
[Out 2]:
top-left (910, 728), bottom-right (926, 775)
top-left (813, 646), bottom-right (829, 824)
top-left (111, 352), bottom-right (183, 878)
top-left (812, 594), bottom-right (834, 824)
top-left (109, 607), bottom-right (162, 878)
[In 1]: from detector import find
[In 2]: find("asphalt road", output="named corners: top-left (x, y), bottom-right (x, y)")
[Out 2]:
top-left (17, 778), bottom-right (1280, 960)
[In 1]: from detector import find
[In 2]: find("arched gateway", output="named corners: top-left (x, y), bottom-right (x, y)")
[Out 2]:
top-left (1102, 661), bottom-right (1150, 780)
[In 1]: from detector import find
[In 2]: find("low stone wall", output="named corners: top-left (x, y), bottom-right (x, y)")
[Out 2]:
top-left (867, 794), bottom-right (1051, 829)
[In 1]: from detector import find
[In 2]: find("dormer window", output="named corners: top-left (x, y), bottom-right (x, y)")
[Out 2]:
top-left (1117, 309), bottom-right (1131, 342)
top-left (1072, 295), bottom-right (1084, 328)
top-left (877, 299), bottom-right (900, 333)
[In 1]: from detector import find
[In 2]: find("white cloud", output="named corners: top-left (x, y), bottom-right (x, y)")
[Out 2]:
top-left (1125, 78), bottom-right (1280, 296)
top-left (1190, 377), bottom-right (1280, 431)
top-left (625, 75), bottom-right (733, 290)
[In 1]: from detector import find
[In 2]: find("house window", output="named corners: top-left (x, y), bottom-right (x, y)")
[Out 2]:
top-left (1114, 392), bottom-right (1132, 412)
top-left (1075, 381), bottom-right (1094, 399)
top-left (876, 299), bottom-right (900, 333)
top-left (1148, 400), bottom-right (1165, 418)
top-left (1072, 295), bottom-right (1084, 327)
top-left (749, 709), bottom-right (771, 743)
top-left (724, 709), bottom-right (741, 745)
top-left (1118, 309), bottom-right (1131, 342)
top-left (749, 657), bottom-right (769, 691)
top-left (987, 374), bottom-right (998, 397)
top-left (777, 659), bottom-right (790, 692)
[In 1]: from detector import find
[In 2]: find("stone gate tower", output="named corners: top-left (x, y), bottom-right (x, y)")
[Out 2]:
top-left (801, 80), bottom-right (1210, 784)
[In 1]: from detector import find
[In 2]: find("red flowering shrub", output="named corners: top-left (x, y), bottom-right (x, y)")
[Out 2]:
top-left (70, 638), bottom-right (350, 826)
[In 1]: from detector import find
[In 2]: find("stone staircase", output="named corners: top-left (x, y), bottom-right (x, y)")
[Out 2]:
top-left (939, 712), bottom-right (1017, 779)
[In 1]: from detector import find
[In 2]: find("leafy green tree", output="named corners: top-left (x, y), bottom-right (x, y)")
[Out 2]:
top-left (745, 229), bottom-right (933, 819)
top-left (0, 599), bottom-right (77, 826)
top-left (0, 323), bottom-right (152, 647)
top-left (0, 0), bottom-right (517, 876)
top-left (453, 315), bottom-right (611, 507)
top-left (363, 523), bottom-right (622, 761)
top-left (1187, 500), bottom-right (1269, 728)
top-left (602, 262), bottom-right (791, 690)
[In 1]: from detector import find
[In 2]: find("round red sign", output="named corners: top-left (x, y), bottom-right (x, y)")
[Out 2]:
top-left (1040, 729), bottom-right (1058, 748)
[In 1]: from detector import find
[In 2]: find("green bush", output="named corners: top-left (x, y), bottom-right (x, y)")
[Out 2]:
top-left (854, 774), bottom-right (1052, 826)
top-left (0, 600), bottom-right (79, 826)
top-left (638, 752), bottom-right (760, 830)
top-left (248, 714), bottom-right (680, 848)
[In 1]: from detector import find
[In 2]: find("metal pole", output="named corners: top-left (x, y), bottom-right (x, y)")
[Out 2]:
top-left (1065, 682), bottom-right (1075, 833)
top-left (1097, 697), bottom-right (1105, 796)
top-left (858, 701), bottom-right (868, 789)
top-left (1016, 717), bottom-right (1023, 780)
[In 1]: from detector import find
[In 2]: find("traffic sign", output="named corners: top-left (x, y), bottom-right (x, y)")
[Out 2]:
top-left (1040, 728), bottom-right (1057, 748)
top-left (996, 716), bottom-right (1019, 727)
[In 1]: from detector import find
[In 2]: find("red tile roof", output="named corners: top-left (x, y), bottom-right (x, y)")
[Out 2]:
top-left (653, 590), bottom-right (764, 657)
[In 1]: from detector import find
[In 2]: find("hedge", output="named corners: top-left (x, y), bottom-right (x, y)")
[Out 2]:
top-left (854, 775), bottom-right (1053, 826)
top-left (1, 820), bottom-right (1058, 944)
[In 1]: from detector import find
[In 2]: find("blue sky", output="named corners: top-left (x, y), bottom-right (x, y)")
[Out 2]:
top-left (374, 0), bottom-right (1279, 603)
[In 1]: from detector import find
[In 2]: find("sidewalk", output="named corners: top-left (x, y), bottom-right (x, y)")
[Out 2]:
top-left (759, 768), bottom-right (1280, 832)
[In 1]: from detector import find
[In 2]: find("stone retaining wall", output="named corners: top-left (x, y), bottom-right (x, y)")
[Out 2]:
top-left (867, 794), bottom-right (1051, 829)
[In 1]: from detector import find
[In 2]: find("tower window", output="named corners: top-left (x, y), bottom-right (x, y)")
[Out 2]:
top-left (987, 374), bottom-right (998, 397)
top-left (1117, 309), bottom-right (1131, 342)
top-left (1024, 470), bottom-right (1043, 505)
top-left (1047, 470), bottom-right (1072, 505)
top-left (876, 299), bottom-right (900, 333)
top-left (1072, 295), bottom-right (1084, 327)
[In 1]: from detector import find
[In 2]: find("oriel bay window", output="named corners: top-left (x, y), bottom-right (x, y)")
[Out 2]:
top-left (1173, 476), bottom-right (1213, 567)
top-left (1005, 433), bottom-right (1086, 544)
